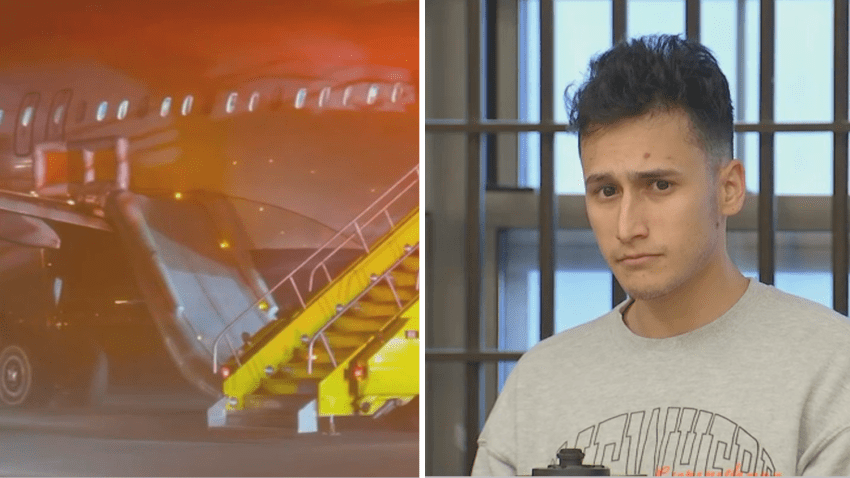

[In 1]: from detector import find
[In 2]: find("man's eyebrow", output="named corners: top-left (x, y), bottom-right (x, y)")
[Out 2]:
top-left (584, 172), bottom-right (612, 186)
top-left (632, 168), bottom-right (683, 180)
top-left (584, 168), bottom-right (683, 186)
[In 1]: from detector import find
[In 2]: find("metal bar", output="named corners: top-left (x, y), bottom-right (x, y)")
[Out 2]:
top-left (612, 277), bottom-right (627, 307)
top-left (485, 0), bottom-right (498, 186)
top-left (758, 0), bottom-right (775, 285)
top-left (425, 120), bottom-right (850, 133)
top-left (539, 0), bottom-right (555, 340)
top-left (319, 333), bottom-right (337, 368)
top-left (385, 275), bottom-right (403, 309)
top-left (425, 350), bottom-right (526, 362)
top-left (322, 262), bottom-right (332, 284)
top-left (291, 276), bottom-right (305, 308)
top-left (735, 0), bottom-right (746, 168)
top-left (465, 0), bottom-right (483, 472)
top-left (384, 208), bottom-right (394, 228)
top-left (686, 0), bottom-right (700, 42)
top-left (833, 0), bottom-right (849, 314)
top-left (613, 0), bottom-right (627, 43)
top-left (353, 222), bottom-right (369, 251)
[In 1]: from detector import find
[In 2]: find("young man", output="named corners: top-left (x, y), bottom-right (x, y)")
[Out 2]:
top-left (472, 35), bottom-right (850, 477)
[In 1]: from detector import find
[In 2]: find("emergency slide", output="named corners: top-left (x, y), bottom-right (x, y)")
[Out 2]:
top-left (104, 190), bottom-right (280, 397)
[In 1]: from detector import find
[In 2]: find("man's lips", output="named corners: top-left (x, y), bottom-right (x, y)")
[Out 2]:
top-left (617, 253), bottom-right (662, 265)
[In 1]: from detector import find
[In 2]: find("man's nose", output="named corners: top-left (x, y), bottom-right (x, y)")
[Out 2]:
top-left (616, 192), bottom-right (649, 243)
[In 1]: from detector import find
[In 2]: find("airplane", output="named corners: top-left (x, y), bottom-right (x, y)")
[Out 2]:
top-left (0, 0), bottom-right (419, 428)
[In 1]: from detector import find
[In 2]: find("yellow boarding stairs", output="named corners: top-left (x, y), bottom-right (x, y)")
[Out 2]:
top-left (208, 166), bottom-right (419, 432)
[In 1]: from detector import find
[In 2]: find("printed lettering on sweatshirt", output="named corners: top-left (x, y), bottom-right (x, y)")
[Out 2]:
top-left (557, 407), bottom-right (780, 477)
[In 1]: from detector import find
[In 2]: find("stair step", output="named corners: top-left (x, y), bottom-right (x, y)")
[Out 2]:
top-left (295, 345), bottom-right (358, 365)
top-left (351, 300), bottom-right (404, 317)
top-left (276, 363), bottom-right (334, 380)
top-left (390, 269), bottom-right (417, 287)
top-left (324, 331), bottom-right (375, 349)
top-left (366, 284), bottom-right (417, 303)
top-left (401, 255), bottom-right (419, 271)
top-left (331, 314), bottom-right (391, 333)
top-left (259, 377), bottom-right (318, 396)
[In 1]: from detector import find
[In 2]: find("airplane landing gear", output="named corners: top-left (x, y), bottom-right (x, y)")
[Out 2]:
top-left (0, 343), bottom-right (49, 407)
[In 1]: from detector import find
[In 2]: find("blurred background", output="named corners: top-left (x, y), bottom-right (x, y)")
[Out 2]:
top-left (424, 0), bottom-right (849, 475)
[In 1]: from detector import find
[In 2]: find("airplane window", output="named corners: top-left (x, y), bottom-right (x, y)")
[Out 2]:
top-left (181, 95), bottom-right (193, 116)
top-left (392, 83), bottom-right (402, 103)
top-left (294, 89), bottom-right (307, 109)
top-left (96, 101), bottom-right (108, 121)
top-left (21, 106), bottom-right (34, 127)
top-left (342, 86), bottom-right (353, 106)
top-left (160, 97), bottom-right (172, 117)
top-left (0, 109), bottom-right (4, 125)
top-left (318, 87), bottom-right (331, 108)
top-left (226, 92), bottom-right (238, 113)
top-left (53, 105), bottom-right (64, 124)
top-left (117, 99), bottom-right (129, 120)
top-left (367, 85), bottom-right (379, 105)
top-left (248, 92), bottom-right (259, 112)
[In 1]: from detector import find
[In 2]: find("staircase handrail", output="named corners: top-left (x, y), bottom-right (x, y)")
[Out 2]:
top-left (212, 164), bottom-right (419, 373)
top-left (307, 177), bottom-right (418, 292)
top-left (307, 242), bottom-right (419, 375)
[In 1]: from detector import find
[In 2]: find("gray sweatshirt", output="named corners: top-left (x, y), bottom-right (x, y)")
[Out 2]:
top-left (472, 278), bottom-right (850, 476)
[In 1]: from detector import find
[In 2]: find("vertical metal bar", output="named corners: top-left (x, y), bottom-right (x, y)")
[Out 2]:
top-left (735, 0), bottom-right (746, 165)
top-left (610, 0), bottom-right (629, 309)
top-left (833, 0), bottom-right (849, 314)
top-left (540, 0), bottom-right (555, 340)
top-left (686, 0), bottom-right (700, 42)
top-left (465, 0), bottom-right (484, 473)
top-left (758, 0), bottom-right (776, 285)
top-left (485, 0), bottom-right (498, 186)
top-left (613, 0), bottom-right (627, 43)
top-left (612, 278), bottom-right (627, 307)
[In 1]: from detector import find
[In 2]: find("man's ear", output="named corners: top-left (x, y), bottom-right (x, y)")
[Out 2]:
top-left (718, 159), bottom-right (746, 216)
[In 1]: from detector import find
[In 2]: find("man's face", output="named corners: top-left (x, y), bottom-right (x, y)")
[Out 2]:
top-left (580, 109), bottom-right (724, 301)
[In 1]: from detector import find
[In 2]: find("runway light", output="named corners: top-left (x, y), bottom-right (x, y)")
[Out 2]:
top-left (174, 192), bottom-right (183, 200)
top-left (66, 199), bottom-right (76, 206)
top-left (219, 240), bottom-right (230, 249)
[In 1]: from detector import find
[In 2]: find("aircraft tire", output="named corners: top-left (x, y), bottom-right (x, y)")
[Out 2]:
top-left (0, 343), bottom-right (50, 408)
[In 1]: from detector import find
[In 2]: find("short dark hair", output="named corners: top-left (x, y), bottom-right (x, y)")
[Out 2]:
top-left (566, 34), bottom-right (733, 166)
